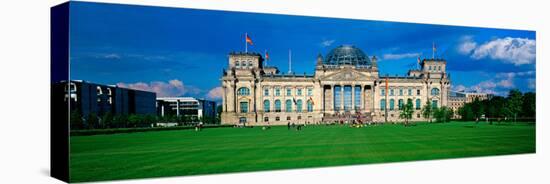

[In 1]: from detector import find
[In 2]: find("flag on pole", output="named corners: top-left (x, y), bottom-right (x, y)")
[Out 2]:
top-left (385, 77), bottom-right (389, 92)
top-left (293, 97), bottom-right (297, 105)
top-left (265, 51), bottom-right (269, 60)
top-left (417, 56), bottom-right (421, 69)
top-left (246, 33), bottom-right (253, 45)
top-left (309, 96), bottom-right (315, 105)
top-left (432, 42), bottom-right (437, 59)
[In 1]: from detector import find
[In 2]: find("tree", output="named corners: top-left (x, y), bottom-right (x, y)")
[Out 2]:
top-left (421, 101), bottom-right (434, 123)
top-left (434, 106), bottom-right (453, 123)
top-left (458, 104), bottom-right (474, 121)
top-left (101, 112), bottom-right (114, 129)
top-left (70, 110), bottom-right (83, 130)
top-left (399, 99), bottom-right (414, 125)
top-left (87, 113), bottom-right (99, 129)
top-left (521, 92), bottom-right (536, 119)
top-left (506, 89), bottom-right (523, 123)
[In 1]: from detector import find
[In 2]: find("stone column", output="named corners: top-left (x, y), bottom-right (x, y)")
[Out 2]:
top-left (331, 84), bottom-right (335, 112)
top-left (360, 85), bottom-right (365, 111)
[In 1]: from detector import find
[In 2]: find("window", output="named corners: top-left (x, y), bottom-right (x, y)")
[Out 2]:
top-left (429, 66), bottom-right (432, 70)
top-left (239, 117), bottom-right (247, 123)
top-left (381, 89), bottom-right (386, 96)
top-left (438, 66), bottom-right (441, 71)
top-left (240, 102), bottom-right (249, 113)
top-left (399, 89), bottom-right (403, 96)
top-left (248, 61), bottom-right (252, 67)
top-left (431, 88), bottom-right (440, 96)
top-left (390, 89), bottom-right (394, 96)
top-left (415, 99), bottom-right (421, 110)
top-left (286, 88), bottom-right (292, 96)
top-left (264, 88), bottom-right (269, 96)
top-left (297, 88), bottom-right (302, 96)
top-left (285, 99), bottom-right (293, 112)
top-left (389, 99), bottom-right (395, 110)
top-left (275, 88), bottom-right (281, 96)
top-left (263, 100), bottom-right (270, 112)
top-left (264, 117), bottom-right (269, 122)
top-left (307, 100), bottom-right (313, 112)
top-left (275, 117), bottom-right (280, 121)
top-left (380, 99), bottom-right (386, 110)
top-left (237, 87), bottom-right (250, 96)
top-left (296, 99), bottom-right (303, 112)
top-left (307, 88), bottom-right (313, 96)
top-left (354, 86), bottom-right (361, 110)
top-left (275, 100), bottom-right (281, 112)
top-left (417, 89), bottom-right (421, 96)
top-left (432, 100), bottom-right (438, 108)
top-left (398, 99), bottom-right (404, 110)
top-left (235, 61), bottom-right (240, 68)
top-left (334, 86), bottom-right (342, 111)
top-left (344, 86), bottom-right (352, 111)
top-left (408, 88), bottom-right (412, 96)
top-left (417, 114), bottom-right (420, 118)
top-left (297, 116), bottom-right (302, 120)
top-left (287, 116), bottom-right (291, 121)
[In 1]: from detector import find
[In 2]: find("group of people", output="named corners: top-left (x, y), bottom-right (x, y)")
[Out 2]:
top-left (287, 122), bottom-right (304, 131)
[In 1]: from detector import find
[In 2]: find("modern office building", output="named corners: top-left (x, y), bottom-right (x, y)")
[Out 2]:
top-left (221, 45), bottom-right (451, 125)
top-left (63, 80), bottom-right (157, 116)
top-left (156, 97), bottom-right (217, 119)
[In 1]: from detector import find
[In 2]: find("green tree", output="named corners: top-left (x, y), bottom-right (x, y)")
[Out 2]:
top-left (101, 112), bottom-right (114, 129)
top-left (434, 106), bottom-right (453, 123)
top-left (506, 89), bottom-right (523, 123)
top-left (521, 92), bottom-right (536, 119)
top-left (458, 104), bottom-right (474, 121)
top-left (87, 113), bottom-right (99, 129)
top-left (421, 101), bottom-right (434, 123)
top-left (399, 99), bottom-right (414, 125)
top-left (70, 110), bottom-right (83, 130)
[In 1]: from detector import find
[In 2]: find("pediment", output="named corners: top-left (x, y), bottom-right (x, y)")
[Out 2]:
top-left (322, 70), bottom-right (370, 81)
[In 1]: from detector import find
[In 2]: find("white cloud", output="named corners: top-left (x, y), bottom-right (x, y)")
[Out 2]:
top-left (117, 79), bottom-right (200, 97)
top-left (103, 53), bottom-right (121, 59)
top-left (382, 53), bottom-right (420, 60)
top-left (470, 37), bottom-right (536, 65)
top-left (206, 87), bottom-right (223, 100)
top-left (320, 40), bottom-right (335, 47)
top-left (457, 36), bottom-right (477, 54)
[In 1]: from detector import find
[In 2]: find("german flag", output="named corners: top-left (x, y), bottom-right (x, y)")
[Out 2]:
top-left (246, 33), bottom-right (253, 45)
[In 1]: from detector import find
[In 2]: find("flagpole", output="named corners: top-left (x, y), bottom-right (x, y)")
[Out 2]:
top-left (264, 49), bottom-right (267, 66)
top-left (432, 42), bottom-right (435, 59)
top-left (245, 33), bottom-right (248, 53)
top-left (288, 49), bottom-right (292, 74)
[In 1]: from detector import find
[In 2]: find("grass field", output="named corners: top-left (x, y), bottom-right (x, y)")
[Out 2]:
top-left (69, 122), bottom-right (535, 182)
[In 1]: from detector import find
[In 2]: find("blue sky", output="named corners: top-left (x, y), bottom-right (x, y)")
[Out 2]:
top-left (69, 1), bottom-right (536, 100)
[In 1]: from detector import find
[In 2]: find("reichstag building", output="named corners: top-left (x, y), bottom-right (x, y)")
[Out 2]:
top-left (220, 45), bottom-right (450, 125)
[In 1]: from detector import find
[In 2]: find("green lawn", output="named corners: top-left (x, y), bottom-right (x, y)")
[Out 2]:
top-left (69, 122), bottom-right (535, 182)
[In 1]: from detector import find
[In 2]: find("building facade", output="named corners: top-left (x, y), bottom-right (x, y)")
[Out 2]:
top-left (65, 80), bottom-right (157, 116)
top-left (156, 97), bottom-right (217, 119)
top-left (448, 91), bottom-right (494, 118)
top-left (221, 45), bottom-right (451, 125)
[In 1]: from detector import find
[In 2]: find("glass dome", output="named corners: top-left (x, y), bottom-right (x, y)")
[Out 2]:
top-left (324, 45), bottom-right (371, 66)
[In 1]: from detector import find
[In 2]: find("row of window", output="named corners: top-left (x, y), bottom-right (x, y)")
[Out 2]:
top-left (379, 99), bottom-right (438, 110)
top-left (239, 100), bottom-right (314, 113)
top-left (264, 87), bottom-right (313, 97)
top-left (234, 60), bottom-right (254, 68)
top-left (237, 87), bottom-right (314, 97)
top-left (380, 88), bottom-right (440, 96)
top-left (428, 65), bottom-right (443, 71)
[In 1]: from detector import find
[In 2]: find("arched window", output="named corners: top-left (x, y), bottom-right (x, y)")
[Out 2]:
top-left (285, 99), bottom-right (293, 112)
top-left (296, 99), bottom-right (303, 112)
top-left (263, 100), bottom-right (270, 112)
top-left (240, 101), bottom-right (248, 113)
top-left (307, 100), bottom-right (313, 112)
top-left (275, 100), bottom-right (281, 112)
top-left (431, 88), bottom-right (440, 96)
top-left (380, 99), bottom-right (386, 110)
top-left (235, 61), bottom-right (240, 68)
top-left (237, 87), bottom-right (250, 96)
top-left (389, 99), bottom-right (395, 110)
top-left (398, 99), bottom-right (404, 110)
